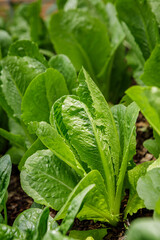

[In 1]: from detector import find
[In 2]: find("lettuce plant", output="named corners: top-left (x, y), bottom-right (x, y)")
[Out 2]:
top-left (127, 158), bottom-right (160, 240)
top-left (49, 0), bottom-right (130, 102)
top-left (7, 0), bottom-right (51, 51)
top-left (20, 68), bottom-right (150, 226)
top-left (116, 0), bottom-right (159, 84)
top-left (127, 218), bottom-right (160, 240)
top-left (0, 40), bottom-right (77, 164)
top-left (0, 185), bottom-right (98, 240)
top-left (126, 85), bottom-right (160, 159)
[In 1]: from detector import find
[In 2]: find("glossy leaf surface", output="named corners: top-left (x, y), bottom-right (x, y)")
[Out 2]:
top-left (28, 121), bottom-right (85, 177)
top-left (22, 68), bottom-right (69, 124)
top-left (125, 161), bottom-right (152, 217)
top-left (59, 185), bottom-right (95, 235)
top-left (0, 56), bottom-right (46, 119)
top-left (55, 171), bottom-right (114, 224)
top-left (49, 54), bottom-right (77, 94)
top-left (141, 45), bottom-right (160, 88)
top-left (49, 10), bottom-right (111, 80)
top-left (21, 150), bottom-right (80, 210)
top-left (116, 0), bottom-right (159, 59)
top-left (137, 168), bottom-right (160, 210)
top-left (126, 86), bottom-right (160, 135)
top-left (0, 155), bottom-right (11, 204)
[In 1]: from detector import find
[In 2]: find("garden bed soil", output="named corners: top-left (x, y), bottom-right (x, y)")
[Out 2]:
top-left (6, 112), bottom-right (154, 239)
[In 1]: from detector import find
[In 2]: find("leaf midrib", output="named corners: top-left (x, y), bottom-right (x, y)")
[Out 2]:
top-left (34, 169), bottom-right (73, 191)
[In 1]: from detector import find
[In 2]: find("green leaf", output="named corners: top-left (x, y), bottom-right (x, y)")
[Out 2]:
top-left (49, 54), bottom-right (77, 94)
top-left (19, 139), bottom-right (45, 170)
top-left (76, 68), bottom-right (120, 200)
top-left (55, 170), bottom-right (116, 224)
top-left (13, 208), bottom-right (55, 239)
top-left (116, 0), bottom-right (159, 60)
top-left (77, 69), bottom-right (120, 176)
top-left (144, 131), bottom-right (160, 158)
top-left (147, 156), bottom-right (160, 172)
top-left (69, 229), bottom-right (107, 240)
top-left (33, 207), bottom-right (50, 240)
top-left (127, 218), bottom-right (160, 240)
top-left (148, 0), bottom-right (160, 26)
top-left (62, 0), bottom-right (124, 47)
top-left (112, 102), bottom-right (139, 214)
top-left (29, 121), bottom-right (85, 177)
top-left (22, 68), bottom-right (69, 124)
top-left (28, 0), bottom-right (42, 43)
top-left (49, 9), bottom-right (111, 80)
top-left (105, 3), bottom-right (125, 53)
top-left (59, 185), bottom-right (95, 235)
top-left (141, 45), bottom-right (160, 88)
top-left (124, 161), bottom-right (152, 217)
top-left (6, 147), bottom-right (25, 165)
top-left (111, 102), bottom-right (139, 166)
top-left (8, 40), bottom-right (48, 67)
top-left (21, 149), bottom-right (80, 210)
top-left (31, 202), bottom-right (44, 209)
top-left (97, 3), bottom-right (126, 99)
top-left (8, 1), bottom-right (46, 45)
top-left (0, 30), bottom-right (12, 58)
top-left (121, 22), bottom-right (145, 85)
top-left (9, 4), bottom-right (31, 41)
top-left (137, 168), bottom-right (160, 210)
top-left (126, 86), bottom-right (160, 135)
top-left (0, 155), bottom-right (11, 204)
top-left (0, 56), bottom-right (46, 119)
top-left (0, 225), bottom-right (24, 240)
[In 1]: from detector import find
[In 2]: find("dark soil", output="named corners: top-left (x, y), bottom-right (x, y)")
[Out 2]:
top-left (6, 166), bottom-right (33, 226)
top-left (5, 112), bottom-right (154, 239)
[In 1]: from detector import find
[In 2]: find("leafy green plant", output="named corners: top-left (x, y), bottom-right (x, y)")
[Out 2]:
top-left (49, 1), bottom-right (130, 102)
top-left (19, 68), bottom-right (150, 226)
top-left (0, 185), bottom-right (99, 240)
top-left (0, 40), bottom-right (76, 164)
top-left (127, 158), bottom-right (160, 240)
top-left (126, 85), bottom-right (160, 158)
top-left (127, 218), bottom-right (160, 240)
top-left (136, 157), bottom-right (160, 211)
top-left (115, 0), bottom-right (160, 85)
top-left (7, 0), bottom-right (51, 51)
